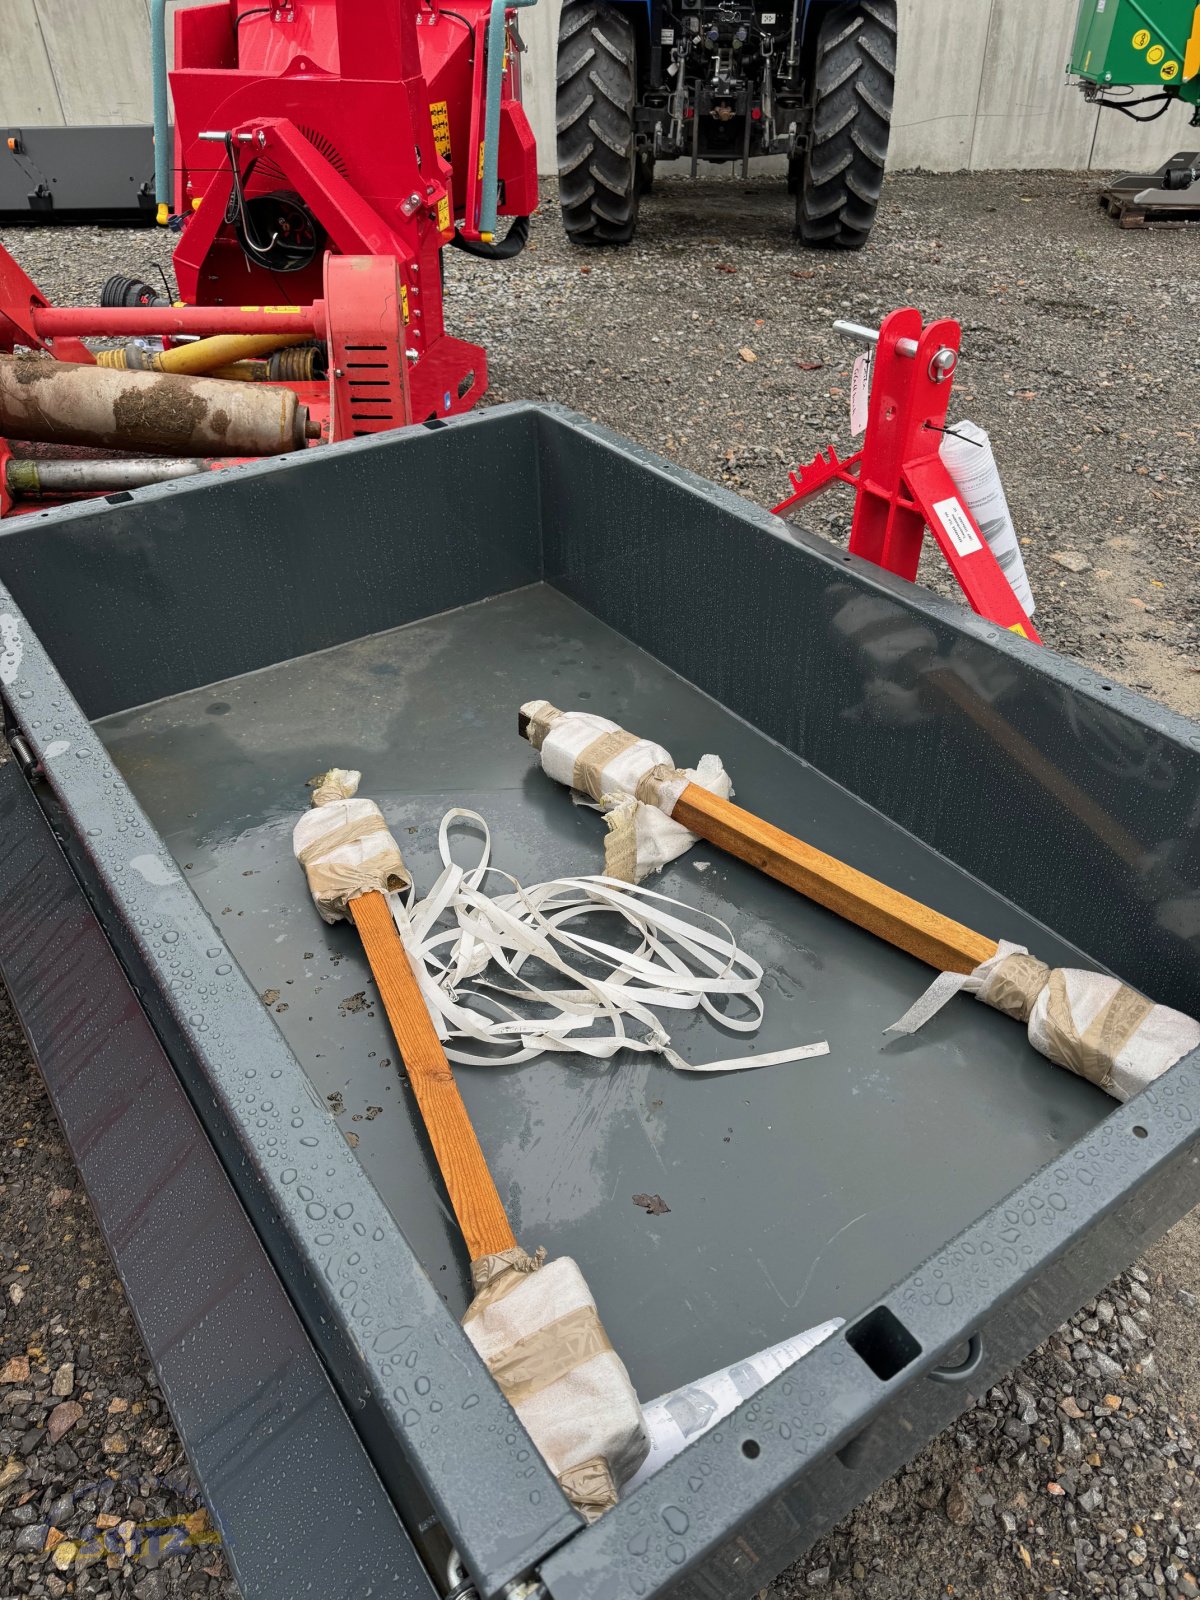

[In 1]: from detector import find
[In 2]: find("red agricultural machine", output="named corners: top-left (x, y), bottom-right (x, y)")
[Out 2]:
top-left (0, 0), bottom-right (539, 514)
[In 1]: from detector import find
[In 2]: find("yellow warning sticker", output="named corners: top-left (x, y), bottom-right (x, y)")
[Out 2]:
top-left (1133, 27), bottom-right (1151, 49)
top-left (1147, 42), bottom-right (1165, 64)
top-left (478, 141), bottom-right (485, 181)
top-left (239, 305), bottom-right (303, 313)
top-left (1161, 56), bottom-right (1180, 78)
top-left (401, 283), bottom-right (410, 324)
top-left (437, 194), bottom-right (451, 233)
top-left (1008, 623), bottom-right (1029, 639)
top-left (429, 100), bottom-right (452, 158)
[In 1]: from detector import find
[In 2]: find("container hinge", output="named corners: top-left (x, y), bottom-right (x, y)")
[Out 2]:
top-left (8, 732), bottom-right (40, 779)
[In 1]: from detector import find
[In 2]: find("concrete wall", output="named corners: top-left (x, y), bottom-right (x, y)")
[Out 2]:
top-left (0, 0), bottom-right (1182, 172)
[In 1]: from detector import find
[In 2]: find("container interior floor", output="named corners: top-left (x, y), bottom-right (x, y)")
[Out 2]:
top-left (94, 582), bottom-right (1110, 1401)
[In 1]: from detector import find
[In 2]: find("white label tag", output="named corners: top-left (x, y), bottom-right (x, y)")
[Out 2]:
top-left (660, 26), bottom-right (675, 42)
top-left (849, 351), bottom-right (871, 436)
top-left (761, 11), bottom-right (777, 21)
top-left (933, 496), bottom-right (983, 557)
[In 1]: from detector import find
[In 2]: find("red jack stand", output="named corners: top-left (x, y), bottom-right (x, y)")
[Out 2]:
top-left (773, 308), bottom-right (1040, 643)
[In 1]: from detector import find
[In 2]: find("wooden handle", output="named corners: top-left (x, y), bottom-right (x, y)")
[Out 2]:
top-left (671, 784), bottom-right (998, 975)
top-left (348, 890), bottom-right (516, 1261)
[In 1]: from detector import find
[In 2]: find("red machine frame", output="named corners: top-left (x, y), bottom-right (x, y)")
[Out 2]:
top-left (774, 308), bottom-right (1040, 643)
top-left (166, 0), bottom-right (537, 425)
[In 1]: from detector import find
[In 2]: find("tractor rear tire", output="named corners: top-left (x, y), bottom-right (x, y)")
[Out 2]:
top-left (557, 0), bottom-right (640, 246)
top-left (796, 0), bottom-right (896, 250)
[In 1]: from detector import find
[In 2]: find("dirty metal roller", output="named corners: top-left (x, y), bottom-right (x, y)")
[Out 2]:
top-left (0, 354), bottom-right (316, 456)
top-left (293, 768), bottom-right (648, 1520)
top-left (519, 701), bottom-right (1200, 1104)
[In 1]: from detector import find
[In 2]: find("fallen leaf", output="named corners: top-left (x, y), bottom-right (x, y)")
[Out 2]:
top-left (261, 988), bottom-right (280, 1006)
top-left (1017, 1543), bottom-right (1032, 1569)
top-left (713, 262), bottom-right (737, 274)
top-left (632, 1192), bottom-right (671, 1215)
top-left (738, 347), bottom-right (758, 364)
top-left (796, 359), bottom-right (824, 371)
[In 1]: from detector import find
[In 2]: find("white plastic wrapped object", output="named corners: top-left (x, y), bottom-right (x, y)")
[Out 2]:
top-left (293, 768), bottom-right (411, 923)
top-left (887, 940), bottom-right (1200, 1103)
top-left (464, 1249), bottom-right (649, 1518)
top-left (940, 421), bottom-right (1035, 617)
top-left (521, 700), bottom-right (733, 883)
top-left (624, 1317), bottom-right (844, 1494)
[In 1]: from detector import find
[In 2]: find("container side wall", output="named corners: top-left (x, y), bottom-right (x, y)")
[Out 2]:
top-left (534, 409), bottom-right (1200, 1017)
top-left (0, 410), bottom-right (544, 719)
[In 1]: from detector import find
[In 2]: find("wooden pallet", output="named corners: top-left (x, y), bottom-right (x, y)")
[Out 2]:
top-left (1099, 189), bottom-right (1200, 229)
top-left (1099, 151), bottom-right (1200, 229)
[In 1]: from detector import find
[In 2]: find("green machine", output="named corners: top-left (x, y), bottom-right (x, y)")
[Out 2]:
top-left (1071, 0), bottom-right (1200, 221)
top-left (1070, 0), bottom-right (1200, 114)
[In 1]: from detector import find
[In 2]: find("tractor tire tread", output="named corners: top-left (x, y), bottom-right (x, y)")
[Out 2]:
top-left (557, 0), bottom-right (639, 245)
top-left (797, 0), bottom-right (895, 251)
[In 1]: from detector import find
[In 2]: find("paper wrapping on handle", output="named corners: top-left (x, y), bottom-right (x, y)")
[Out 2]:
top-left (521, 700), bottom-right (732, 884)
top-left (293, 767), bottom-right (411, 923)
top-left (464, 1250), bottom-right (649, 1519)
top-left (888, 939), bottom-right (1200, 1102)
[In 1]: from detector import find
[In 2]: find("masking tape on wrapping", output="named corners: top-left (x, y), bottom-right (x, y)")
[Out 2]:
top-left (524, 700), bottom-right (563, 752)
top-left (465, 1246), bottom-right (546, 1310)
top-left (482, 1302), bottom-right (614, 1408)
top-left (1038, 970), bottom-right (1154, 1095)
top-left (295, 810), bottom-right (392, 869)
top-left (978, 951), bottom-right (1049, 1022)
top-left (293, 798), bottom-right (411, 921)
top-left (560, 1457), bottom-right (617, 1518)
top-left (572, 729), bottom-right (642, 802)
top-left (634, 762), bottom-right (694, 818)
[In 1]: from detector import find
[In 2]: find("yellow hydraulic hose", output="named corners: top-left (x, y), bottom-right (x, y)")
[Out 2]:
top-left (97, 333), bottom-right (310, 375)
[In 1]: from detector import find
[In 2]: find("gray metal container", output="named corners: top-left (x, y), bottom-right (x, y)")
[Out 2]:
top-left (1, 403), bottom-right (1198, 1600)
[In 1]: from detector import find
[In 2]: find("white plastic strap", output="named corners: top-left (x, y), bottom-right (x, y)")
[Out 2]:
top-left (388, 808), bottom-right (828, 1074)
top-left (885, 939), bottom-right (1027, 1035)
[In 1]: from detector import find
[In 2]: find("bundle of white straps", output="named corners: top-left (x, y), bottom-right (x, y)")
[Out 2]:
top-left (385, 806), bottom-right (828, 1074)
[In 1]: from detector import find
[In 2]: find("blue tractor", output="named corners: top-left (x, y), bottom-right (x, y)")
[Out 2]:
top-left (556, 0), bottom-right (896, 246)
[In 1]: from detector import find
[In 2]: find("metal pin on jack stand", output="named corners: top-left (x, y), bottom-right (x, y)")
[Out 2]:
top-left (775, 307), bottom-right (1039, 643)
top-left (832, 319), bottom-right (958, 383)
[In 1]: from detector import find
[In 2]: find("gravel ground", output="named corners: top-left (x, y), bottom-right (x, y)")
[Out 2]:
top-left (3, 170), bottom-right (1200, 1598)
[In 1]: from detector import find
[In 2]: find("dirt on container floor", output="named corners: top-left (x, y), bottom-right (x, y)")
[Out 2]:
top-left (2, 168), bottom-right (1200, 1599)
